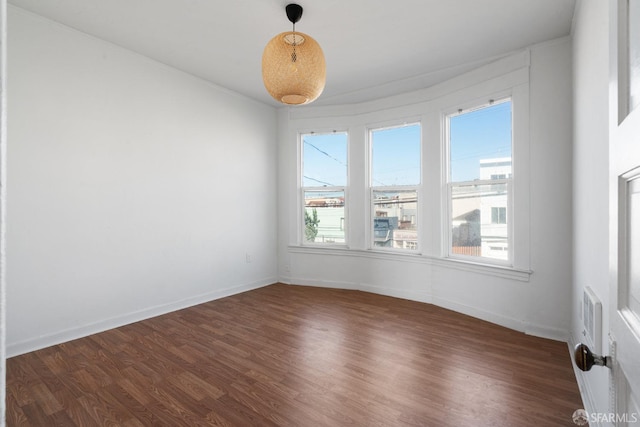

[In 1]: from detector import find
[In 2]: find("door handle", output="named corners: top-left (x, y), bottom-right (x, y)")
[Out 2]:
top-left (574, 343), bottom-right (612, 371)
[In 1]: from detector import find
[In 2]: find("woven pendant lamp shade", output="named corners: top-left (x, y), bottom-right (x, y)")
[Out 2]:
top-left (262, 31), bottom-right (326, 105)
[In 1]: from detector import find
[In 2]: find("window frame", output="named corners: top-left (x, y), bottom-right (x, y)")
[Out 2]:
top-left (444, 98), bottom-right (514, 266)
top-left (287, 57), bottom-right (532, 279)
top-left (299, 130), bottom-right (349, 247)
top-left (367, 122), bottom-right (422, 253)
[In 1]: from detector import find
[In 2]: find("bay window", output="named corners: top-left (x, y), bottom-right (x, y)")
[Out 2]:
top-left (291, 64), bottom-right (530, 278)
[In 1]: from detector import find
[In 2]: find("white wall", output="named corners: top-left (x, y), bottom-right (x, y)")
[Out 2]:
top-left (278, 39), bottom-right (574, 340)
top-left (527, 37), bottom-right (574, 337)
top-left (571, 0), bottom-right (611, 419)
top-left (6, 7), bottom-right (278, 356)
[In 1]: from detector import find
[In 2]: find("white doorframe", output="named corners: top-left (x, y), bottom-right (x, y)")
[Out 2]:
top-left (608, 0), bottom-right (640, 425)
top-left (0, 0), bottom-right (8, 425)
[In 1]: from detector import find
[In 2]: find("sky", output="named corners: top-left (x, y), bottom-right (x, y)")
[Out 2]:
top-left (302, 99), bottom-right (512, 187)
top-left (302, 132), bottom-right (348, 188)
top-left (371, 124), bottom-right (421, 186)
top-left (449, 100), bottom-right (512, 182)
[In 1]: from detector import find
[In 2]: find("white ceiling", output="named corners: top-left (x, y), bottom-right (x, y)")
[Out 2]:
top-left (8, 0), bottom-right (577, 107)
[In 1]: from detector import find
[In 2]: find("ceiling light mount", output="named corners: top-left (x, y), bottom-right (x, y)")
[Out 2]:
top-left (285, 4), bottom-right (303, 25)
top-left (261, 3), bottom-right (326, 105)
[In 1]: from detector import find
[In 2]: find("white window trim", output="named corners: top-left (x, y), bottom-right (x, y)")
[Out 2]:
top-left (444, 98), bottom-right (514, 267)
top-left (440, 86), bottom-right (530, 272)
top-left (299, 130), bottom-right (350, 247)
top-left (367, 122), bottom-right (422, 253)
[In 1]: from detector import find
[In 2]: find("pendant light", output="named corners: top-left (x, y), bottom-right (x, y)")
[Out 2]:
top-left (262, 4), bottom-right (326, 105)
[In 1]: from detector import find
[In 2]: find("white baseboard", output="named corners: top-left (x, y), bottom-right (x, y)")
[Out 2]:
top-left (568, 334), bottom-right (604, 427)
top-left (524, 323), bottom-right (570, 342)
top-left (431, 295), bottom-right (525, 333)
top-left (284, 277), bottom-right (358, 290)
top-left (284, 275), bottom-right (571, 342)
top-left (6, 277), bottom-right (276, 358)
top-left (433, 295), bottom-right (568, 341)
top-left (357, 282), bottom-right (432, 304)
top-left (284, 278), bottom-right (432, 304)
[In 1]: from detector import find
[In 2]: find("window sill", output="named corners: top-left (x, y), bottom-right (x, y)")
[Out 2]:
top-left (287, 245), bottom-right (532, 282)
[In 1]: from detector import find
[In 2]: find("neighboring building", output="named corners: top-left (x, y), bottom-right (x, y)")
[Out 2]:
top-left (305, 197), bottom-right (345, 243)
top-left (451, 157), bottom-right (510, 260)
top-left (373, 192), bottom-right (417, 249)
top-left (479, 158), bottom-right (509, 260)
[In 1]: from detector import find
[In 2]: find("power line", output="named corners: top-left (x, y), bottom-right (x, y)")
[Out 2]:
top-left (303, 139), bottom-right (347, 167)
top-left (303, 175), bottom-right (334, 186)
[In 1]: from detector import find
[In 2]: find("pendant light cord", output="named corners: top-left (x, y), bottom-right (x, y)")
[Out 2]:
top-left (291, 22), bottom-right (297, 63)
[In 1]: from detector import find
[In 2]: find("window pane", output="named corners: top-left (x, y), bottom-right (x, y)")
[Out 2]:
top-left (450, 101), bottom-right (512, 182)
top-left (451, 183), bottom-right (508, 260)
top-left (303, 133), bottom-right (347, 187)
top-left (373, 190), bottom-right (418, 250)
top-left (371, 124), bottom-right (421, 186)
top-left (491, 207), bottom-right (507, 224)
top-left (304, 191), bottom-right (345, 244)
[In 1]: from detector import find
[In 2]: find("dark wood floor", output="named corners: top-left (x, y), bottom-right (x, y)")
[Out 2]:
top-left (6, 283), bottom-right (583, 426)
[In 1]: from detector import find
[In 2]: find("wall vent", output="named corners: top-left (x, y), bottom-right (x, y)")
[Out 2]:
top-left (582, 286), bottom-right (602, 354)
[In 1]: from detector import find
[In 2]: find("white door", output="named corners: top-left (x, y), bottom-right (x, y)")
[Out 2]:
top-left (609, 0), bottom-right (640, 425)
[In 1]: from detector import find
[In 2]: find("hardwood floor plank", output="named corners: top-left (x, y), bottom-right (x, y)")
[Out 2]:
top-left (76, 391), bottom-right (128, 426)
top-left (29, 383), bottom-right (63, 416)
top-left (47, 405), bottom-right (86, 427)
top-left (19, 402), bottom-right (51, 427)
top-left (168, 371), bottom-right (225, 401)
top-left (6, 375), bottom-right (34, 408)
top-left (111, 381), bottom-right (180, 426)
top-left (6, 283), bottom-right (584, 426)
top-left (5, 388), bottom-right (31, 427)
top-left (59, 397), bottom-right (98, 427)
top-left (209, 393), bottom-right (279, 427)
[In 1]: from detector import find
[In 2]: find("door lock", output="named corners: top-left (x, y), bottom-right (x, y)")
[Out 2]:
top-left (574, 343), bottom-right (612, 371)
